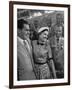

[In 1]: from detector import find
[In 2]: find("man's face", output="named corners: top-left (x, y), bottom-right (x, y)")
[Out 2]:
top-left (56, 26), bottom-right (62, 38)
top-left (22, 24), bottom-right (30, 39)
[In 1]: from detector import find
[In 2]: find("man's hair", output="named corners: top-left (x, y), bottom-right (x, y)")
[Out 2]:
top-left (17, 19), bottom-right (29, 30)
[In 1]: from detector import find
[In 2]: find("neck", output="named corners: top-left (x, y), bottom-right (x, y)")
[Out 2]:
top-left (23, 35), bottom-right (29, 40)
top-left (38, 39), bottom-right (46, 45)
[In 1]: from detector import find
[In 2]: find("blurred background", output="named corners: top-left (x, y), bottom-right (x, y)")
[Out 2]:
top-left (17, 9), bottom-right (64, 40)
top-left (17, 9), bottom-right (64, 79)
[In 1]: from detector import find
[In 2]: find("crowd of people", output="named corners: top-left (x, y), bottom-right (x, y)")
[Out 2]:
top-left (17, 13), bottom-right (64, 80)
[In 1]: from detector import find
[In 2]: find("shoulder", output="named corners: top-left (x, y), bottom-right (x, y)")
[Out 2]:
top-left (46, 40), bottom-right (51, 49)
top-left (59, 37), bottom-right (64, 44)
top-left (46, 40), bottom-right (50, 45)
top-left (60, 37), bottom-right (64, 40)
top-left (32, 40), bottom-right (37, 46)
top-left (46, 40), bottom-right (52, 54)
top-left (17, 36), bottom-right (24, 47)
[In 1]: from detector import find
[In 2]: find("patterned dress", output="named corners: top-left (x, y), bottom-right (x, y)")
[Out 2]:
top-left (32, 40), bottom-right (52, 79)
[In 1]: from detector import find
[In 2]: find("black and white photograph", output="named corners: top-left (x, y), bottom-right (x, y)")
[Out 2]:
top-left (17, 9), bottom-right (64, 80)
top-left (9, 1), bottom-right (70, 88)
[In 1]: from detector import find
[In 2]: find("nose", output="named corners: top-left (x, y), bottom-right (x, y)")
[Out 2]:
top-left (26, 31), bottom-right (30, 35)
top-left (44, 35), bottom-right (47, 37)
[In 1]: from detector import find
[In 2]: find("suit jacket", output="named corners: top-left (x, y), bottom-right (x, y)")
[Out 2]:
top-left (17, 37), bottom-right (36, 80)
top-left (49, 35), bottom-right (64, 71)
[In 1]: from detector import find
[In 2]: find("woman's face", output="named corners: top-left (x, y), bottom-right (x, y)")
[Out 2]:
top-left (39, 30), bottom-right (48, 43)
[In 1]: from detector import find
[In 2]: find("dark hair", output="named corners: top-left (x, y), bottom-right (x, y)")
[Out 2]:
top-left (17, 19), bottom-right (29, 30)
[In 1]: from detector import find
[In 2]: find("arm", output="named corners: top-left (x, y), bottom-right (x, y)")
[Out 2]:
top-left (47, 43), bottom-right (57, 78)
top-left (49, 58), bottom-right (57, 78)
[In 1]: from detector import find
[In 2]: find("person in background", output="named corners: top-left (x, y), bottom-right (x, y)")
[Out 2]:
top-left (34, 20), bottom-right (39, 30)
top-left (32, 27), bottom-right (57, 79)
top-left (17, 19), bottom-right (36, 80)
top-left (49, 13), bottom-right (64, 78)
top-left (29, 22), bottom-right (38, 40)
top-left (47, 18), bottom-right (52, 28)
top-left (54, 26), bottom-right (64, 78)
top-left (46, 18), bottom-right (52, 39)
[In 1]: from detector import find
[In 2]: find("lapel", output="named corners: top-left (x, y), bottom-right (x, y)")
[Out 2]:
top-left (23, 40), bottom-right (35, 69)
top-left (23, 40), bottom-right (32, 59)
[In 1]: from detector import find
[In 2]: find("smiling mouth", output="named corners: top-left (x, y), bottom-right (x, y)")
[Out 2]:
top-left (43, 37), bottom-right (47, 39)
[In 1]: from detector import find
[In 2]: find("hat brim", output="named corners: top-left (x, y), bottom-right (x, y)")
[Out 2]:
top-left (38, 27), bottom-right (49, 34)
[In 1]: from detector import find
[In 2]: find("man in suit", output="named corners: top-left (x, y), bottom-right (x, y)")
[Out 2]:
top-left (17, 19), bottom-right (36, 80)
top-left (49, 13), bottom-right (64, 78)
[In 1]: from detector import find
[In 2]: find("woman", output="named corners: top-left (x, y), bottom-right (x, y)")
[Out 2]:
top-left (32, 27), bottom-right (57, 79)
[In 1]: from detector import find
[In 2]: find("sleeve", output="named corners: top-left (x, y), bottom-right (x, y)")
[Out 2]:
top-left (47, 41), bottom-right (57, 78)
top-left (48, 45), bottom-right (52, 58)
top-left (31, 40), bottom-right (36, 62)
top-left (47, 40), bottom-right (52, 58)
top-left (17, 37), bottom-right (25, 55)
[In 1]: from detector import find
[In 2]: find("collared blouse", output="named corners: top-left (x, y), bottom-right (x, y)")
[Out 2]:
top-left (32, 40), bottom-right (52, 64)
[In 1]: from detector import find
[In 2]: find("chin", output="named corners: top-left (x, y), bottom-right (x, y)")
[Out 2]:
top-left (43, 40), bottom-right (47, 43)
